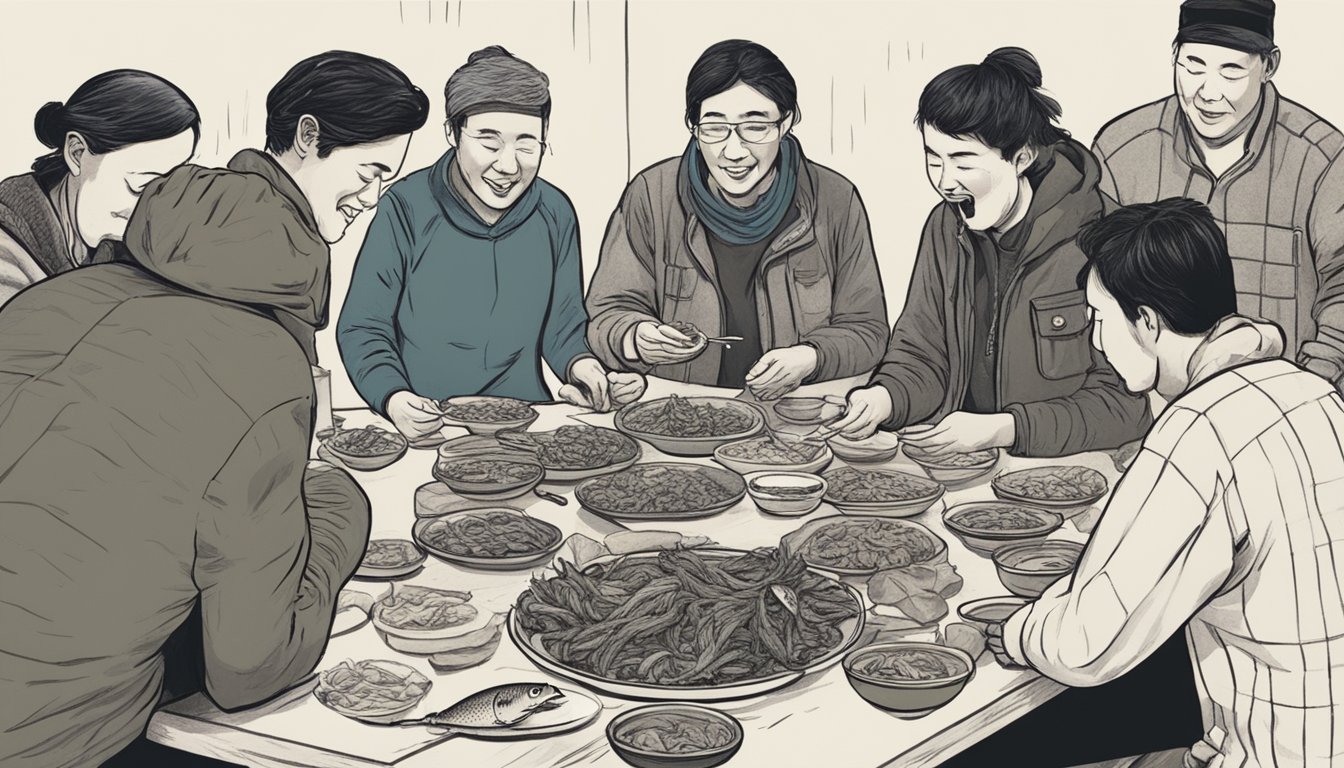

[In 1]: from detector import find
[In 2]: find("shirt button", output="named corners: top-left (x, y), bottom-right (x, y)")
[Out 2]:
top-left (1051, 315), bottom-right (1067, 329)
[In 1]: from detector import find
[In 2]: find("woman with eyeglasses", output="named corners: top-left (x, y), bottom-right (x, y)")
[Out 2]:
top-left (585, 39), bottom-right (888, 397)
top-left (338, 46), bottom-right (645, 443)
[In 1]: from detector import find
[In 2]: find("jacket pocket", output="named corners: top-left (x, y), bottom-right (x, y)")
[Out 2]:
top-left (792, 265), bottom-right (834, 330)
top-left (660, 264), bottom-right (698, 318)
top-left (1030, 290), bottom-right (1092, 381)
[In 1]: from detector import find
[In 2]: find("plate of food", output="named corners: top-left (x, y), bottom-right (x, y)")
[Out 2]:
top-left (575, 463), bottom-right (747, 521)
top-left (607, 703), bottom-right (744, 768)
top-left (413, 508), bottom-right (564, 571)
top-left (355, 539), bottom-right (427, 579)
top-left (713, 434), bottom-right (834, 475)
top-left (439, 396), bottom-right (540, 435)
top-left (942, 502), bottom-right (1064, 556)
top-left (371, 585), bottom-right (500, 657)
top-left (822, 467), bottom-right (946, 518)
top-left (323, 426), bottom-right (409, 471)
top-left (614, 395), bottom-right (764, 456)
top-left (782, 515), bottom-right (947, 576)
top-left (901, 445), bottom-right (1000, 485)
top-left (510, 547), bottom-right (865, 702)
top-left (495, 425), bottom-right (642, 482)
top-left (991, 466), bottom-right (1109, 515)
top-left (313, 659), bottom-right (432, 721)
top-left (431, 455), bottom-right (545, 501)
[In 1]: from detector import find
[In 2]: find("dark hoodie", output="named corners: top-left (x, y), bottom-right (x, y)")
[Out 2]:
top-left (0, 150), bottom-right (370, 768)
top-left (870, 139), bottom-right (1152, 456)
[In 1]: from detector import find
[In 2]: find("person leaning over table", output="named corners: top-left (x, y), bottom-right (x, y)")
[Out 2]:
top-left (1092, 0), bottom-right (1344, 396)
top-left (0, 51), bottom-right (433, 768)
top-left (0, 68), bottom-right (199, 306)
top-left (584, 39), bottom-right (889, 400)
top-left (986, 198), bottom-right (1344, 768)
top-left (825, 47), bottom-right (1152, 458)
top-left (337, 46), bottom-right (644, 443)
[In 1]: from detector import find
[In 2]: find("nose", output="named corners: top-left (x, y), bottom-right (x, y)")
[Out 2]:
top-left (493, 148), bottom-right (520, 176)
top-left (355, 179), bottom-right (380, 208)
top-left (720, 131), bottom-right (750, 161)
top-left (937, 165), bottom-right (959, 194)
top-left (1195, 75), bottom-right (1224, 104)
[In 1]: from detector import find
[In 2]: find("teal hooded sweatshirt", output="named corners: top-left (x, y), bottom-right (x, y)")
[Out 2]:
top-left (337, 149), bottom-right (593, 415)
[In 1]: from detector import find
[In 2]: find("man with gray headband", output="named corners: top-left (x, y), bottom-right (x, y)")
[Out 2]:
top-left (338, 46), bottom-right (644, 442)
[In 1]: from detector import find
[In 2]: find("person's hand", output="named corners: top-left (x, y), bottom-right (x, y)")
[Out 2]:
top-left (633, 321), bottom-right (706, 365)
top-left (385, 390), bottom-right (444, 441)
top-left (562, 358), bottom-right (613, 412)
top-left (745, 345), bottom-right (818, 401)
top-left (816, 386), bottom-right (893, 440)
top-left (985, 622), bottom-right (1028, 670)
top-left (898, 411), bottom-right (1015, 459)
top-left (607, 372), bottom-right (646, 407)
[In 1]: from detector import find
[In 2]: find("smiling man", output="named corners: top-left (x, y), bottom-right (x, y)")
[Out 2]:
top-left (338, 46), bottom-right (643, 443)
top-left (827, 48), bottom-right (1150, 458)
top-left (585, 39), bottom-right (888, 398)
top-left (1094, 0), bottom-right (1344, 394)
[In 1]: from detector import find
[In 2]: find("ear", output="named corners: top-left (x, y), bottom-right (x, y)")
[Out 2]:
top-left (1013, 145), bottom-right (1038, 175)
top-left (444, 120), bottom-right (456, 148)
top-left (293, 115), bottom-right (320, 159)
top-left (1262, 48), bottom-right (1282, 80)
top-left (63, 132), bottom-right (89, 177)
top-left (1137, 306), bottom-right (1162, 339)
top-left (780, 111), bottom-right (796, 135)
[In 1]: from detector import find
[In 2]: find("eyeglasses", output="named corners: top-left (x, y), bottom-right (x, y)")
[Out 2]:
top-left (693, 119), bottom-right (786, 145)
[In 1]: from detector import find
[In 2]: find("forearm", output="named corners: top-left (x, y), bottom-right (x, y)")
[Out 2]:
top-left (801, 316), bottom-right (889, 382)
top-left (869, 341), bottom-right (949, 429)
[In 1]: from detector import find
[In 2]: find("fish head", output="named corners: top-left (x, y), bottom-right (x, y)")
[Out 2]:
top-left (522, 683), bottom-right (565, 712)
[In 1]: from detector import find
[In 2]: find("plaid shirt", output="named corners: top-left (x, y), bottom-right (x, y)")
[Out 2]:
top-left (1006, 356), bottom-right (1344, 767)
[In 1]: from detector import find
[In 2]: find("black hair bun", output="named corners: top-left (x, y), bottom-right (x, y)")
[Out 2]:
top-left (467, 45), bottom-right (513, 64)
top-left (982, 47), bottom-right (1044, 89)
top-left (34, 101), bottom-right (67, 148)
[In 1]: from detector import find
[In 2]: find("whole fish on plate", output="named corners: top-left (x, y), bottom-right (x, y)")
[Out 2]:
top-left (365, 683), bottom-right (565, 730)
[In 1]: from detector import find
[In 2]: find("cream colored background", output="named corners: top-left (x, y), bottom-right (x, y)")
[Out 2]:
top-left (2, 0), bottom-right (1341, 408)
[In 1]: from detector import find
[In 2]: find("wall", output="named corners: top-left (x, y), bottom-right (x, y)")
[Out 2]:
top-left (2, 0), bottom-right (1343, 406)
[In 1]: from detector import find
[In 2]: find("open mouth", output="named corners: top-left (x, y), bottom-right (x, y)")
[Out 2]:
top-left (483, 178), bottom-right (518, 197)
top-left (339, 205), bottom-right (361, 225)
top-left (720, 166), bottom-right (754, 182)
top-left (1196, 107), bottom-right (1228, 122)
top-left (944, 195), bottom-right (976, 219)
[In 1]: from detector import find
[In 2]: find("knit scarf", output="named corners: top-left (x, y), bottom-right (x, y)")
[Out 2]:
top-left (683, 134), bottom-right (799, 245)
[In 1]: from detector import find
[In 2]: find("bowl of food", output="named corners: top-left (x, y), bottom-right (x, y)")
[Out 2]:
top-left (313, 659), bottom-right (431, 721)
top-left (714, 434), bottom-right (833, 475)
top-left (823, 467), bottom-right (946, 518)
top-left (371, 585), bottom-right (499, 655)
top-left (842, 642), bottom-right (975, 716)
top-left (431, 455), bottom-right (545, 501)
top-left (607, 703), bottom-right (743, 768)
top-left (784, 515), bottom-right (946, 576)
top-left (355, 539), bottom-right (427, 579)
top-left (991, 466), bottom-right (1109, 517)
top-left (956, 596), bottom-right (1031, 634)
top-left (744, 471), bottom-right (828, 516)
top-left (413, 508), bottom-right (564, 570)
top-left (438, 396), bottom-right (539, 435)
top-left (827, 432), bottom-right (901, 464)
top-left (902, 445), bottom-right (1000, 485)
top-left (614, 395), bottom-right (764, 456)
top-left (993, 540), bottom-right (1085, 598)
top-left (942, 502), bottom-right (1064, 557)
top-left (323, 426), bottom-right (409, 471)
top-left (772, 397), bottom-right (844, 426)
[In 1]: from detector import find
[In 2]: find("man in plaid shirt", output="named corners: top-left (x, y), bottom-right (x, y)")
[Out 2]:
top-left (989, 197), bottom-right (1344, 768)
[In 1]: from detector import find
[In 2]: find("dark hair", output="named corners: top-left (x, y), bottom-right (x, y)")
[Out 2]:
top-left (444, 46), bottom-right (552, 139)
top-left (685, 40), bottom-right (801, 126)
top-left (31, 69), bottom-right (200, 189)
top-left (915, 47), bottom-right (1068, 160)
top-left (1075, 198), bottom-right (1238, 334)
top-left (265, 51), bottom-right (430, 157)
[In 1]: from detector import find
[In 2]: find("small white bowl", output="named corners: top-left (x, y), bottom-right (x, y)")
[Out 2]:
top-left (744, 471), bottom-right (828, 516)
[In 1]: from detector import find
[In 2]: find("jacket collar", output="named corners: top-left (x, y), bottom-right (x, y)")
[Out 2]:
top-left (227, 149), bottom-right (321, 236)
top-left (428, 148), bottom-right (543, 240)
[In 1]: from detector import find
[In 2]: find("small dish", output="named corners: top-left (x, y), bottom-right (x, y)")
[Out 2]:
top-left (744, 471), bottom-right (828, 516)
top-left (607, 703), bottom-right (744, 768)
top-left (322, 426), bottom-right (409, 471)
top-left (902, 445), bottom-right (1000, 485)
top-left (355, 539), bottom-right (427, 579)
top-left (828, 432), bottom-right (900, 464)
top-left (842, 641), bottom-right (974, 716)
top-left (942, 502), bottom-right (1064, 556)
top-left (438, 395), bottom-right (540, 435)
top-left (956, 596), bottom-right (1031, 634)
top-left (714, 436), bottom-right (834, 476)
top-left (993, 540), bottom-right (1085, 598)
top-left (313, 659), bottom-right (431, 721)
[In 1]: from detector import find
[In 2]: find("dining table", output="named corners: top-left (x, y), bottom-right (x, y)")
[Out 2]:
top-left (146, 375), bottom-right (1125, 768)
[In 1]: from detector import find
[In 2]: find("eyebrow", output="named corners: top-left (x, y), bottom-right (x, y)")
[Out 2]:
top-left (738, 110), bottom-right (771, 120)
top-left (127, 171), bottom-right (162, 178)
top-left (1185, 55), bottom-right (1207, 66)
top-left (362, 162), bottom-right (393, 174)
